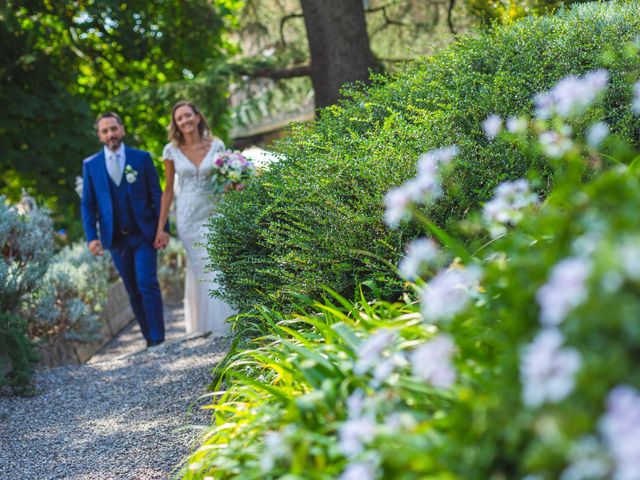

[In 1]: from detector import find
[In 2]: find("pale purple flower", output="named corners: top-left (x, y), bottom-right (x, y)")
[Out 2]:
top-left (417, 145), bottom-right (459, 173)
top-left (587, 121), bottom-right (610, 148)
top-left (632, 81), bottom-right (640, 115)
top-left (398, 237), bottom-right (442, 280)
top-left (260, 431), bottom-right (288, 472)
top-left (536, 257), bottom-right (592, 326)
top-left (419, 265), bottom-right (482, 322)
top-left (539, 126), bottom-right (574, 158)
top-left (561, 436), bottom-right (611, 480)
top-left (483, 114), bottom-right (502, 139)
top-left (414, 145), bottom-right (459, 203)
top-left (520, 328), bottom-right (582, 407)
top-left (483, 179), bottom-right (539, 238)
top-left (600, 385), bottom-right (640, 480)
top-left (535, 70), bottom-right (610, 119)
top-left (618, 240), bottom-right (640, 280)
top-left (338, 417), bottom-right (377, 457)
top-left (384, 147), bottom-right (458, 227)
top-left (371, 357), bottom-right (396, 387)
top-left (340, 461), bottom-right (377, 480)
top-left (506, 116), bottom-right (528, 134)
top-left (354, 329), bottom-right (396, 376)
top-left (346, 389), bottom-right (366, 418)
top-left (384, 183), bottom-right (416, 228)
top-left (410, 334), bottom-right (456, 388)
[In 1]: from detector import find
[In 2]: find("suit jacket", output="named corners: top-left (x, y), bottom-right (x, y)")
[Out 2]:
top-left (81, 146), bottom-right (166, 250)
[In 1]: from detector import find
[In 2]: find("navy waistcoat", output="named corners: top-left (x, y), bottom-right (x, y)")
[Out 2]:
top-left (108, 177), bottom-right (138, 237)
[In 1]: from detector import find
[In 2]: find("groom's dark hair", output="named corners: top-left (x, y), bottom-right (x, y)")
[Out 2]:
top-left (95, 111), bottom-right (123, 130)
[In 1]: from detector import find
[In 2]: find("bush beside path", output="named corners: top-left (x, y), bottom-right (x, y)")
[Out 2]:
top-left (0, 305), bottom-right (227, 480)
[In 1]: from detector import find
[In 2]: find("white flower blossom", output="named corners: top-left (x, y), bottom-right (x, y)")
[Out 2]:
top-left (354, 329), bottom-right (396, 376)
top-left (506, 116), bottom-right (528, 134)
top-left (340, 461), bottom-right (377, 480)
top-left (520, 328), bottom-right (582, 407)
top-left (420, 265), bottom-right (482, 323)
top-left (586, 121), bottom-right (610, 148)
top-left (600, 385), bottom-right (640, 480)
top-left (338, 417), bottom-right (377, 457)
top-left (539, 125), bottom-right (574, 158)
top-left (535, 70), bottom-right (609, 119)
top-left (632, 81), bottom-right (640, 115)
top-left (536, 257), bottom-right (591, 326)
top-left (483, 179), bottom-right (539, 238)
top-left (483, 114), bottom-right (502, 139)
top-left (398, 237), bottom-right (442, 280)
top-left (410, 334), bottom-right (457, 388)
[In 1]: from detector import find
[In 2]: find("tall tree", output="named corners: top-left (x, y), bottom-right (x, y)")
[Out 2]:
top-left (299, 0), bottom-right (378, 108)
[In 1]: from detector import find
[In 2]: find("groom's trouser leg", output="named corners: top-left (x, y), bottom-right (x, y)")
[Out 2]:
top-left (133, 240), bottom-right (165, 343)
top-left (110, 246), bottom-right (151, 341)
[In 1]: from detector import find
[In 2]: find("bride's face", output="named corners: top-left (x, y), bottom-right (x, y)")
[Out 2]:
top-left (174, 105), bottom-right (201, 136)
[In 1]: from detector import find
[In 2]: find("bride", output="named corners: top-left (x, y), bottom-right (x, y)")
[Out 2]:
top-left (154, 100), bottom-right (235, 335)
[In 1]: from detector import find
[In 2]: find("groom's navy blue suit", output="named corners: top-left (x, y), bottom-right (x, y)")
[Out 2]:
top-left (81, 146), bottom-right (166, 344)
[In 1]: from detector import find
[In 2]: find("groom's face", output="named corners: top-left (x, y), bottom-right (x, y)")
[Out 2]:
top-left (97, 117), bottom-right (125, 151)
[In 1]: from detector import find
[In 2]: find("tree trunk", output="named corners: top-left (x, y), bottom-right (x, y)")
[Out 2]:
top-left (300, 0), bottom-right (378, 109)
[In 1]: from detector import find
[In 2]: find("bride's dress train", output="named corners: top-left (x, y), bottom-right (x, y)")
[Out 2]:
top-left (162, 140), bottom-right (236, 335)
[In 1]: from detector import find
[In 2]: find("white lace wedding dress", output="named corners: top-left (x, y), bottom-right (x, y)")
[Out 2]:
top-left (162, 140), bottom-right (236, 335)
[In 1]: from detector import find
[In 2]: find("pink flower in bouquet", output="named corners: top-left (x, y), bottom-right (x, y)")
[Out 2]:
top-left (211, 149), bottom-right (256, 195)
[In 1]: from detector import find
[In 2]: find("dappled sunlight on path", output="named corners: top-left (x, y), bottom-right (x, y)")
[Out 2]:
top-left (0, 304), bottom-right (228, 480)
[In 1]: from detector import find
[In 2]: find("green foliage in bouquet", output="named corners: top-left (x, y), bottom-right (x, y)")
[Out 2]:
top-left (206, 1), bottom-right (640, 313)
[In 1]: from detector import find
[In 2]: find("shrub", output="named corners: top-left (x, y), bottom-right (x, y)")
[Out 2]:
top-left (186, 66), bottom-right (640, 478)
top-left (21, 242), bottom-right (113, 342)
top-left (207, 0), bottom-right (640, 313)
top-left (0, 198), bottom-right (54, 391)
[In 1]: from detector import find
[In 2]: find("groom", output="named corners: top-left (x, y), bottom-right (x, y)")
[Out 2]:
top-left (81, 112), bottom-right (167, 347)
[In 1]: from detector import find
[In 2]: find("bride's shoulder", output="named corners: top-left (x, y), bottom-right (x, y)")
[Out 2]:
top-left (208, 136), bottom-right (226, 152)
top-left (162, 142), bottom-right (178, 161)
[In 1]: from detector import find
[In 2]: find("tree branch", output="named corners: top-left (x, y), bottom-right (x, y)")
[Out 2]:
top-left (236, 64), bottom-right (311, 80)
top-left (447, 0), bottom-right (457, 34)
top-left (279, 12), bottom-right (304, 46)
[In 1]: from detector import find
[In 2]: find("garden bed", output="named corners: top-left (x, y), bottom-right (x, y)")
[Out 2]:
top-left (37, 280), bottom-right (134, 367)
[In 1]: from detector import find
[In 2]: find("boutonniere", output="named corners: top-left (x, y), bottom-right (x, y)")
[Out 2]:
top-left (124, 164), bottom-right (138, 184)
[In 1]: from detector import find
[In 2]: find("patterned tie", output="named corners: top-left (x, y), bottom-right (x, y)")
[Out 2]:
top-left (108, 152), bottom-right (122, 186)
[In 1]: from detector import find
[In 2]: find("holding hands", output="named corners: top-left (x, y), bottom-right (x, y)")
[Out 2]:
top-left (88, 239), bottom-right (104, 256)
top-left (154, 230), bottom-right (170, 250)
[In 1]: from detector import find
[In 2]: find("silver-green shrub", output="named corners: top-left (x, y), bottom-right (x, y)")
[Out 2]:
top-left (21, 242), bottom-right (112, 341)
top-left (0, 197), bottom-right (54, 391)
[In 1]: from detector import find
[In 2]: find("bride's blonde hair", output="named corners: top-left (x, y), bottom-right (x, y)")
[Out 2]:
top-left (168, 101), bottom-right (213, 145)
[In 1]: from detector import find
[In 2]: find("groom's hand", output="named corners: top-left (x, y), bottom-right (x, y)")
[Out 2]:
top-left (88, 239), bottom-right (104, 256)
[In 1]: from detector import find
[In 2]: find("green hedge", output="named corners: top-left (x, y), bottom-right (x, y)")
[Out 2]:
top-left (207, 1), bottom-right (640, 312)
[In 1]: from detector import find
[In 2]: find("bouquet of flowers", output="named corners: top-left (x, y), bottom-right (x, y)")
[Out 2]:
top-left (211, 150), bottom-right (257, 195)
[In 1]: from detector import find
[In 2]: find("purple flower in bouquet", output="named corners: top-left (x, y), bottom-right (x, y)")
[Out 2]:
top-left (211, 150), bottom-right (256, 194)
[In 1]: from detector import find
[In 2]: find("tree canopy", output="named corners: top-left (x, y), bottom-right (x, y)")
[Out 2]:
top-left (0, 0), bottom-right (236, 235)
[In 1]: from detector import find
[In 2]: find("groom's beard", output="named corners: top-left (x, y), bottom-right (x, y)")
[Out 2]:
top-left (105, 138), bottom-right (122, 151)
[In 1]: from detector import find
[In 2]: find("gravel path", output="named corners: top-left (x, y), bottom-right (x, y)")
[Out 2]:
top-left (0, 305), bottom-right (228, 479)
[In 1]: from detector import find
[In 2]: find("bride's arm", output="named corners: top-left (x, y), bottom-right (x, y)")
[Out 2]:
top-left (154, 159), bottom-right (175, 249)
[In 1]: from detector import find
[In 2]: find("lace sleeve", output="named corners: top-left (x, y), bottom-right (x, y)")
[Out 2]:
top-left (162, 143), bottom-right (175, 161)
top-left (211, 138), bottom-right (226, 154)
